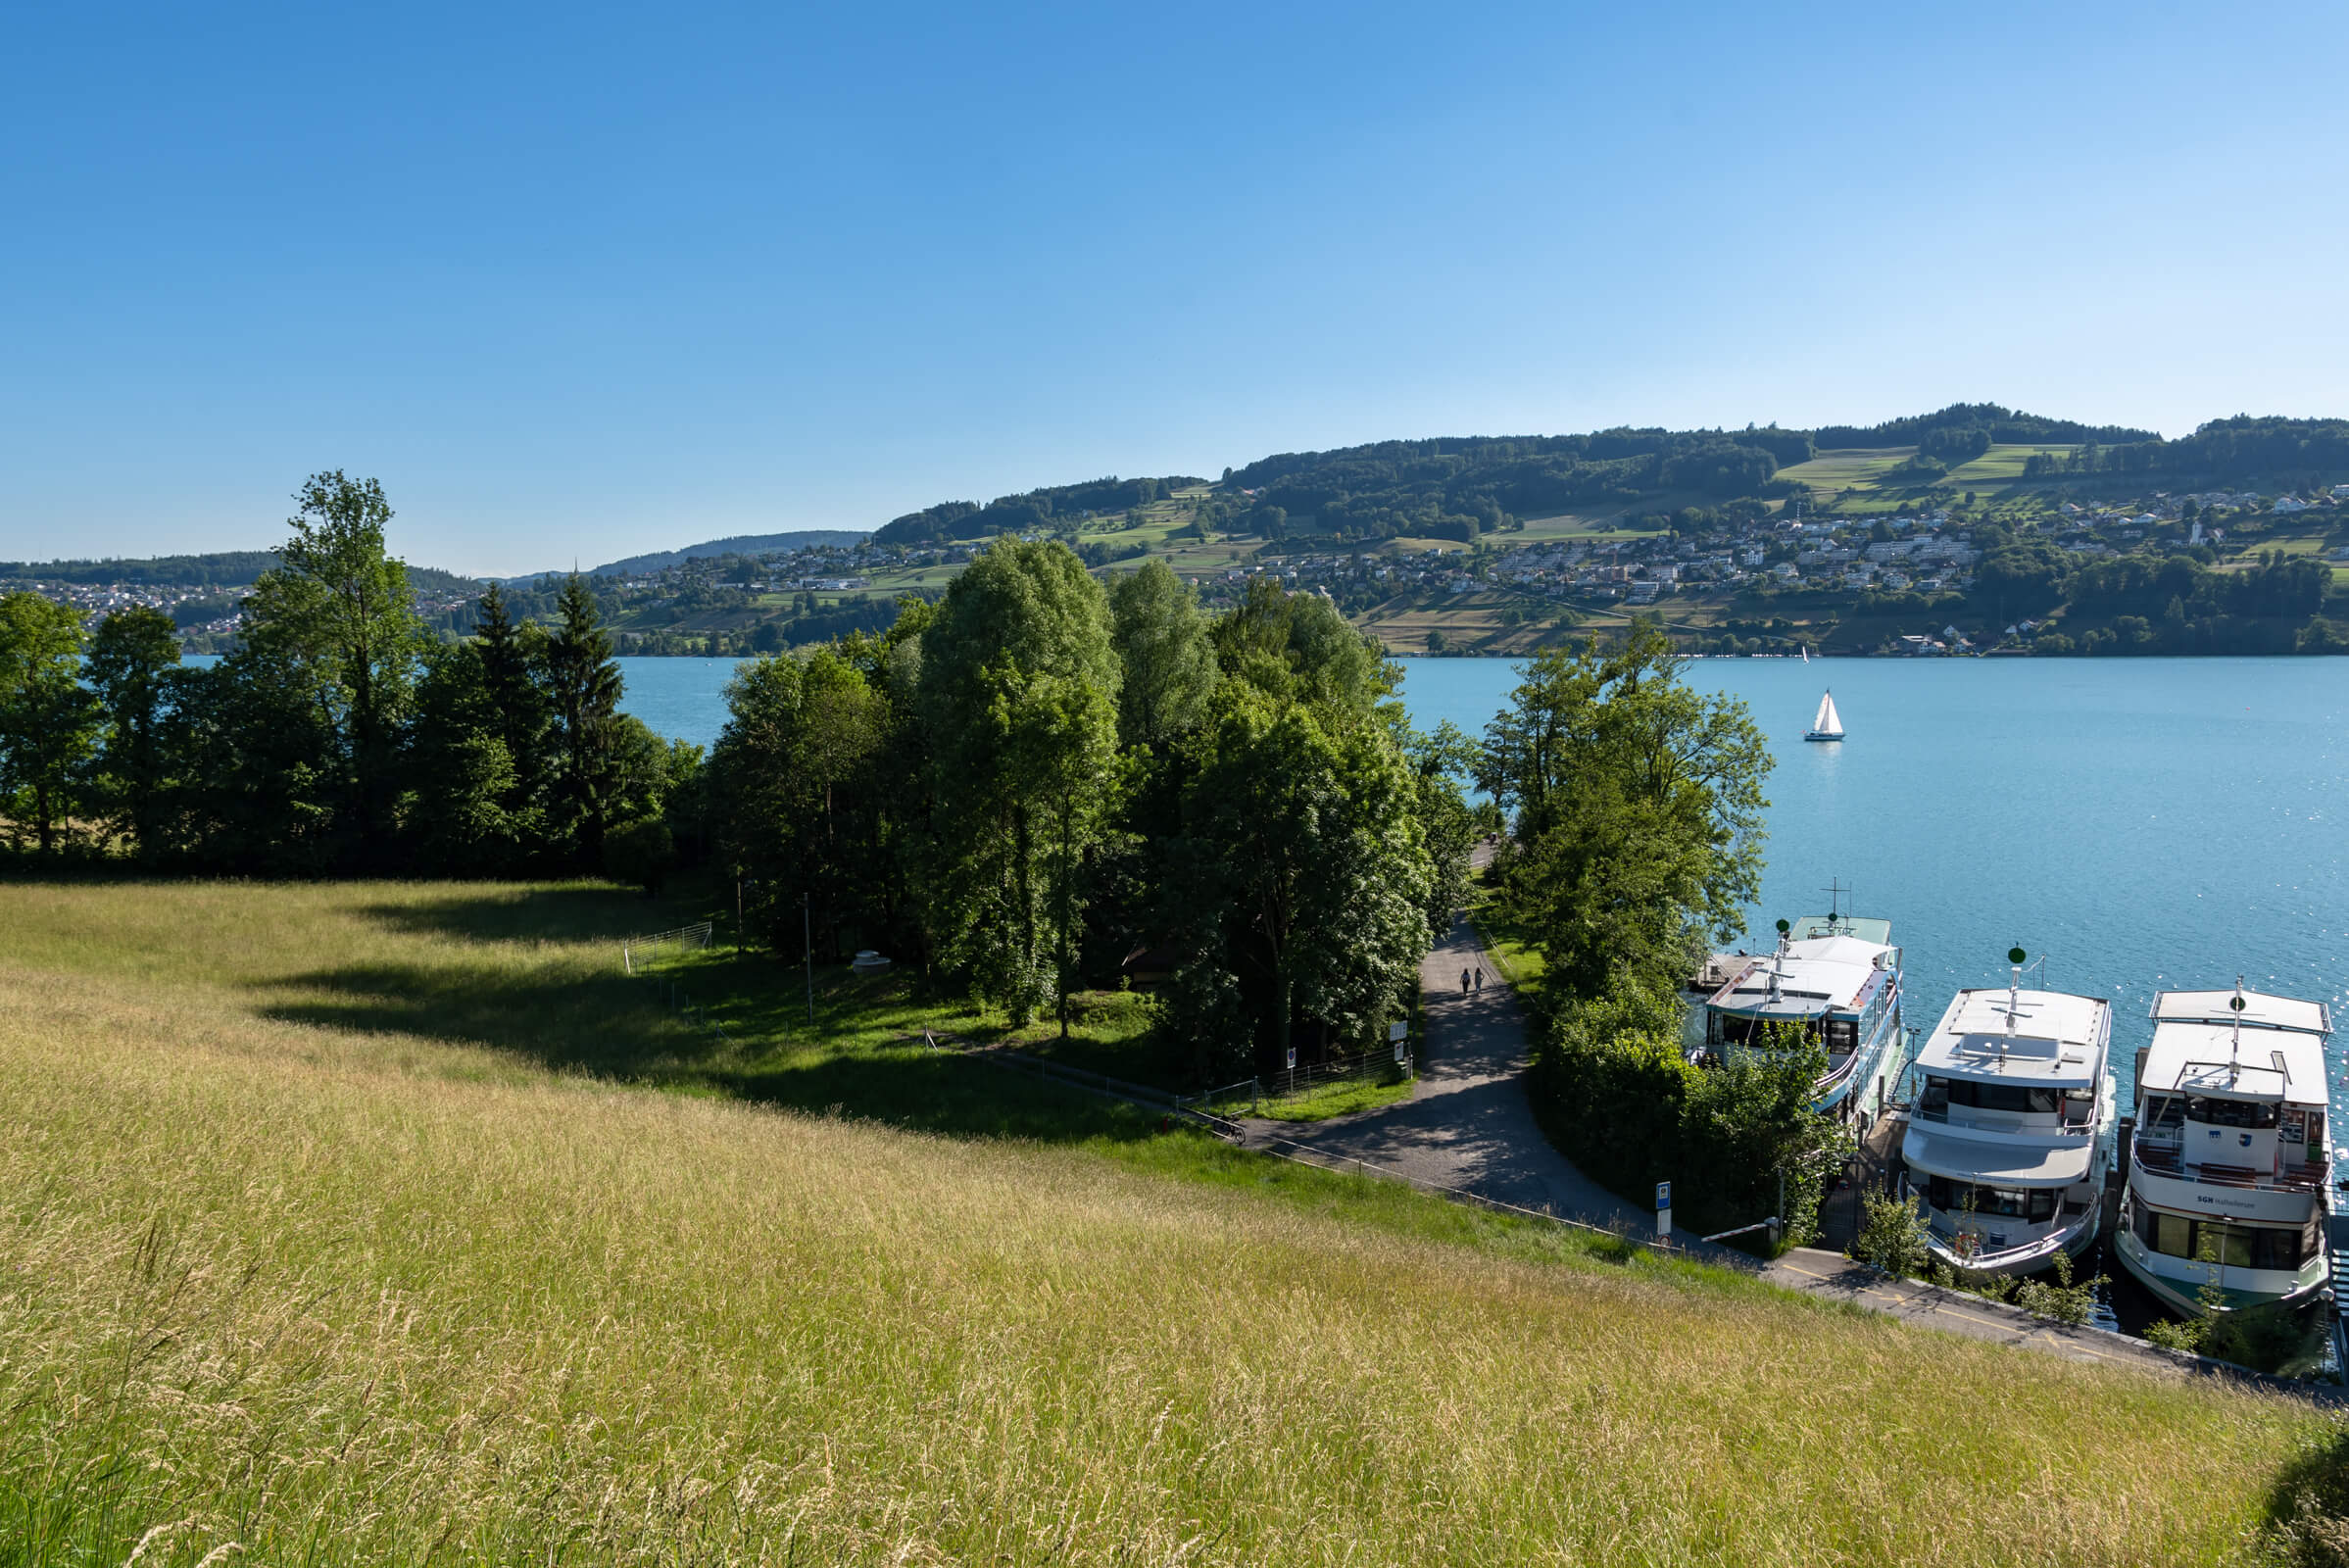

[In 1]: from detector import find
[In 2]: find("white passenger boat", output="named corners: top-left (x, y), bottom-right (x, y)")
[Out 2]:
top-left (2113, 985), bottom-right (2333, 1315)
top-left (1902, 957), bottom-right (2115, 1276)
top-left (1694, 899), bottom-right (1904, 1123)
top-left (1804, 689), bottom-right (1844, 742)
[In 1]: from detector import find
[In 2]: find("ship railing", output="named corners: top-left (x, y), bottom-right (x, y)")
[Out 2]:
top-left (1923, 1199), bottom-right (2089, 1259)
top-left (1810, 1049), bottom-right (1864, 1097)
top-left (1911, 1105), bottom-right (2096, 1136)
top-left (2130, 1140), bottom-right (2328, 1193)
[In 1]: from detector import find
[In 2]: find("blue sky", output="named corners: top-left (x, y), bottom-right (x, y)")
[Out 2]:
top-left (3, 1), bottom-right (2344, 576)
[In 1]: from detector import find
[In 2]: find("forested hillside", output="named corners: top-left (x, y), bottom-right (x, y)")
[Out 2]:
top-left (3, 550), bottom-right (479, 598)
top-left (1221, 427), bottom-right (1816, 543)
top-left (875, 475), bottom-right (1207, 545)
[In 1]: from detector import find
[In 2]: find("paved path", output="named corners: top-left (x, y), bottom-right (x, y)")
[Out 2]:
top-left (1237, 910), bottom-right (1646, 1231)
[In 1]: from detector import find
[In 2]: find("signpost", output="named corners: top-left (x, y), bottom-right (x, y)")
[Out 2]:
top-left (1389, 1019), bottom-right (1408, 1065)
top-left (1655, 1180), bottom-right (1673, 1239)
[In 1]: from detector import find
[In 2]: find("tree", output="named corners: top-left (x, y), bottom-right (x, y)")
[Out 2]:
top-left (1212, 576), bottom-right (1388, 717)
top-left (402, 643), bottom-right (523, 872)
top-left (604, 816), bottom-right (676, 897)
top-left (1403, 719), bottom-right (1481, 942)
top-left (84, 607), bottom-right (183, 860)
top-left (917, 538), bottom-right (1120, 1028)
top-left (1163, 687), bottom-right (1431, 1079)
top-left (1108, 561), bottom-right (1217, 752)
top-left (0, 593), bottom-right (98, 855)
top-left (238, 472), bottom-right (425, 865)
top-left (1683, 1024), bottom-right (1847, 1245)
top-left (472, 583), bottom-right (555, 846)
top-left (1483, 624), bottom-right (1771, 998)
top-left (542, 575), bottom-right (624, 868)
top-left (711, 646), bottom-right (886, 956)
top-left (151, 647), bottom-right (343, 874)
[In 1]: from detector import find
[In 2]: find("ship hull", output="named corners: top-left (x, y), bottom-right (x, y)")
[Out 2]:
top-left (2114, 1228), bottom-right (2328, 1315)
top-left (1922, 1198), bottom-right (2103, 1278)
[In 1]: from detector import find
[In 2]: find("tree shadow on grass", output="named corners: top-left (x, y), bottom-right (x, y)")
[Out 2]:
top-left (252, 959), bottom-right (1165, 1149)
top-left (2263, 1413), bottom-right (2349, 1567)
top-left (350, 882), bottom-right (701, 948)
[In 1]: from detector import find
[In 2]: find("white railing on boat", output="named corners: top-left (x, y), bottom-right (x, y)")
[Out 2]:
top-left (2131, 1138), bottom-right (2328, 1194)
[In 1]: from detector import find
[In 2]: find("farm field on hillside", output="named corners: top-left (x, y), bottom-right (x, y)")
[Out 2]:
top-left (0, 880), bottom-right (2337, 1566)
top-left (1943, 442), bottom-right (2080, 484)
top-left (1772, 446), bottom-right (1915, 493)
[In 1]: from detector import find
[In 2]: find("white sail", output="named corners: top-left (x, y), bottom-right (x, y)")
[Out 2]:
top-left (1810, 690), bottom-right (1843, 738)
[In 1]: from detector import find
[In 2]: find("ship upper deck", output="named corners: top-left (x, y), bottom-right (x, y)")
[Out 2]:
top-left (1913, 988), bottom-right (2110, 1088)
top-left (2141, 1020), bottom-right (2328, 1108)
top-left (1704, 932), bottom-right (1896, 1021)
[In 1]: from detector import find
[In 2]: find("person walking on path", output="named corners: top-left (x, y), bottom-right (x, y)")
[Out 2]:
top-left (1460, 967), bottom-right (1470, 994)
top-left (1474, 965), bottom-right (1485, 991)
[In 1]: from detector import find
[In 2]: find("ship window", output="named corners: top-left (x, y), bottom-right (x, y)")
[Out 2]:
top-left (2250, 1226), bottom-right (2306, 1271)
top-left (1944, 1081), bottom-right (2061, 1114)
top-left (1923, 1178), bottom-right (2053, 1222)
top-left (1920, 1077), bottom-right (1949, 1115)
top-left (2146, 1217), bottom-right (2306, 1270)
top-left (2143, 1095), bottom-right (2186, 1131)
top-left (1713, 1013), bottom-right (1766, 1048)
top-left (1825, 1019), bottom-right (1857, 1055)
top-left (2185, 1096), bottom-right (2279, 1129)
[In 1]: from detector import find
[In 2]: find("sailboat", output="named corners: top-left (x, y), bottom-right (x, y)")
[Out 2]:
top-left (1805, 689), bottom-right (1844, 743)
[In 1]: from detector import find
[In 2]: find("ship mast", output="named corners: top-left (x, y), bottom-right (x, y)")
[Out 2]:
top-left (2229, 975), bottom-right (2246, 1086)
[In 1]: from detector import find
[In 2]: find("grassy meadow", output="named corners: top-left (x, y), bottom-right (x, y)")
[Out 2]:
top-left (1, 878), bottom-right (2342, 1566)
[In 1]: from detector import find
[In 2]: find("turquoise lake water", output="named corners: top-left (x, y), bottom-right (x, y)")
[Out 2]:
top-left (619, 654), bottom-right (2349, 1101)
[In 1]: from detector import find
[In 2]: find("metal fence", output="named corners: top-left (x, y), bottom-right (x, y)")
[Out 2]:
top-left (621, 921), bottom-right (713, 974)
top-left (1248, 1046), bottom-right (1413, 1106)
top-left (647, 976), bottom-right (730, 1044)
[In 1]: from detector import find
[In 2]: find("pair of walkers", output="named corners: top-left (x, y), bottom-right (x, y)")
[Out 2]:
top-left (1458, 965), bottom-right (1485, 994)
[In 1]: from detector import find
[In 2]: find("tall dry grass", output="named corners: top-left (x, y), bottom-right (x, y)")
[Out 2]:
top-left (0, 880), bottom-right (2327, 1564)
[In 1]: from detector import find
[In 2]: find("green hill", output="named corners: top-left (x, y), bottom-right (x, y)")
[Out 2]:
top-left (0, 877), bottom-right (2332, 1564)
top-left (2, 550), bottom-right (480, 599)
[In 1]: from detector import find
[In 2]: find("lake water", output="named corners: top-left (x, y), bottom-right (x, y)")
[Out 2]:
top-left (622, 653), bottom-right (2349, 1096)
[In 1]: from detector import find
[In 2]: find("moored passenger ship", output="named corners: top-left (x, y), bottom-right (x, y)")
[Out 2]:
top-left (2114, 986), bottom-right (2333, 1315)
top-left (1694, 906), bottom-right (1904, 1124)
top-left (1901, 965), bottom-right (2115, 1276)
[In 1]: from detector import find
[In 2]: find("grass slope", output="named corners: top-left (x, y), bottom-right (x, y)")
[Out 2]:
top-left (0, 880), bottom-right (2332, 1565)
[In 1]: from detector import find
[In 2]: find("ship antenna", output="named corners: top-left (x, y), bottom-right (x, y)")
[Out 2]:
top-left (1823, 878), bottom-right (1849, 931)
top-left (1769, 919), bottom-right (1789, 1004)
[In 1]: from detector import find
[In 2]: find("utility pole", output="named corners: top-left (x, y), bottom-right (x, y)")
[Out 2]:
top-left (734, 865), bottom-right (745, 957)
top-left (804, 892), bottom-right (814, 1026)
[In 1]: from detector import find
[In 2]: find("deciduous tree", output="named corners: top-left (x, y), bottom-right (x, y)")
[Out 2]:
top-left (238, 472), bottom-right (425, 864)
top-left (84, 606), bottom-right (183, 860)
top-left (918, 538), bottom-right (1119, 1027)
top-left (0, 593), bottom-right (98, 855)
